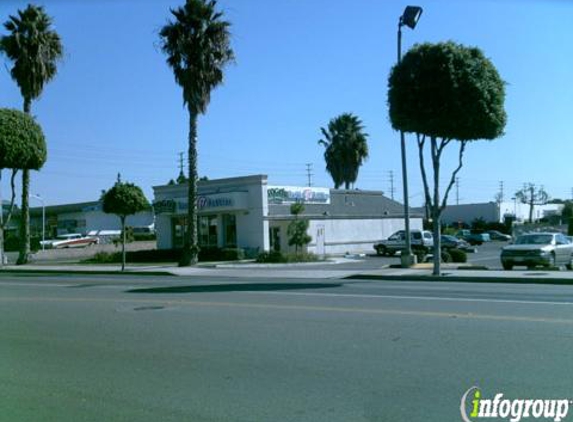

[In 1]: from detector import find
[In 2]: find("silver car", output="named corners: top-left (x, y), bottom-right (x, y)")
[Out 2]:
top-left (500, 232), bottom-right (573, 270)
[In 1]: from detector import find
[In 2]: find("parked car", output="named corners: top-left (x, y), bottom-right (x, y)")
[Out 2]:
top-left (455, 229), bottom-right (491, 245)
top-left (374, 230), bottom-right (433, 256)
top-left (39, 233), bottom-right (99, 249)
top-left (500, 232), bottom-right (573, 270)
top-left (440, 235), bottom-right (476, 252)
top-left (487, 230), bottom-right (511, 241)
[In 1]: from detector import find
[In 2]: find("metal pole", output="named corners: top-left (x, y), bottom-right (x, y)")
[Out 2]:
top-left (398, 20), bottom-right (413, 266)
top-left (41, 199), bottom-right (45, 251)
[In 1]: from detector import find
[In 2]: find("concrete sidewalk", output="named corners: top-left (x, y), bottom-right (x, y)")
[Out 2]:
top-left (347, 263), bottom-right (573, 285)
top-left (3, 261), bottom-right (573, 284)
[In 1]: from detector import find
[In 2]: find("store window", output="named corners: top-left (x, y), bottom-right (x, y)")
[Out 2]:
top-left (270, 226), bottom-right (281, 252)
top-left (172, 216), bottom-right (187, 248)
top-left (199, 215), bottom-right (218, 247)
top-left (173, 215), bottom-right (220, 248)
top-left (222, 214), bottom-right (236, 247)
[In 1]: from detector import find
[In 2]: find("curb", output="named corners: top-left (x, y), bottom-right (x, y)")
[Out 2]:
top-left (345, 273), bottom-right (573, 286)
top-left (0, 269), bottom-right (176, 277)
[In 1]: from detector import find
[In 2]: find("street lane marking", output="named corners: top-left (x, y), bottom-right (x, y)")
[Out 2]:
top-left (0, 296), bottom-right (573, 325)
top-left (241, 291), bottom-right (573, 306)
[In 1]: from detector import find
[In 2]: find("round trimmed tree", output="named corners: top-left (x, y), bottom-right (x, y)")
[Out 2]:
top-left (102, 177), bottom-right (149, 271)
top-left (0, 108), bottom-right (47, 266)
top-left (388, 41), bottom-right (506, 275)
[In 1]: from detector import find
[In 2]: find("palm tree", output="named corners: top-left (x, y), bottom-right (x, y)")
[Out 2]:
top-left (0, 4), bottom-right (63, 264)
top-left (159, 0), bottom-right (234, 266)
top-left (318, 113), bottom-right (369, 189)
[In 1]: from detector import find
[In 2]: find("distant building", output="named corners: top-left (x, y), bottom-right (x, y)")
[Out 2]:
top-left (153, 174), bottom-right (423, 255)
top-left (416, 201), bottom-right (566, 226)
top-left (29, 201), bottom-right (154, 237)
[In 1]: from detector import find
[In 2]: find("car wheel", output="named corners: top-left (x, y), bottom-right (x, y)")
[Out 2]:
top-left (376, 246), bottom-right (386, 256)
top-left (547, 253), bottom-right (556, 269)
top-left (566, 255), bottom-right (573, 271)
top-left (502, 262), bottom-right (513, 270)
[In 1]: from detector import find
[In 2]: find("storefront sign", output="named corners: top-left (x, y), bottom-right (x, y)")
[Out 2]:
top-left (267, 186), bottom-right (330, 205)
top-left (153, 199), bottom-right (176, 214)
top-left (157, 192), bottom-right (246, 214)
top-left (197, 196), bottom-right (234, 209)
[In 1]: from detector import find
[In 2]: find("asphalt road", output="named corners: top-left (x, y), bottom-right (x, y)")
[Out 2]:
top-left (1, 273), bottom-right (573, 422)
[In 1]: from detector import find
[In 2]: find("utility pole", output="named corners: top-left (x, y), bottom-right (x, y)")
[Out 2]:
top-left (305, 163), bottom-right (313, 187)
top-left (178, 152), bottom-right (185, 174)
top-left (388, 170), bottom-right (396, 200)
top-left (455, 177), bottom-right (460, 205)
top-left (499, 181), bottom-right (504, 203)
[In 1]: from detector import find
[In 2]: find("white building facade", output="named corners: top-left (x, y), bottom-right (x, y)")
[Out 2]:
top-left (153, 175), bottom-right (423, 255)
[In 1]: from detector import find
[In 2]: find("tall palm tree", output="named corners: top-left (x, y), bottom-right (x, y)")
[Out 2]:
top-left (159, 0), bottom-right (234, 266)
top-left (318, 113), bottom-right (369, 190)
top-left (0, 4), bottom-right (63, 264)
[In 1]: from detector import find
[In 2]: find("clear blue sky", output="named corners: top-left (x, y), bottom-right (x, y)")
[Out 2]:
top-left (1, 0), bottom-right (572, 206)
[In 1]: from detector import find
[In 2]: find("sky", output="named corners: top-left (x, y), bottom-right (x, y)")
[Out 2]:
top-left (0, 0), bottom-right (572, 207)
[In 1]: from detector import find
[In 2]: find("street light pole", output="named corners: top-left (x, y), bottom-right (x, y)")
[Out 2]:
top-left (30, 194), bottom-right (45, 251)
top-left (397, 5), bottom-right (423, 268)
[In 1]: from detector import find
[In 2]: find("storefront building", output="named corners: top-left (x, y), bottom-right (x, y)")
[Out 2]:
top-left (153, 174), bottom-right (423, 255)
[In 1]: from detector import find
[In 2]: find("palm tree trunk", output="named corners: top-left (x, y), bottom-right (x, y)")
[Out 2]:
top-left (17, 169), bottom-right (30, 265)
top-left (0, 170), bottom-right (4, 268)
top-left (179, 110), bottom-right (199, 266)
top-left (121, 216), bottom-right (126, 271)
top-left (17, 97), bottom-right (33, 265)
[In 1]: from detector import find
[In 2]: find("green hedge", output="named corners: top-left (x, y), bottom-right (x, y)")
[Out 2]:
top-left (5, 233), bottom-right (41, 252)
top-left (256, 251), bottom-right (320, 263)
top-left (448, 248), bottom-right (467, 263)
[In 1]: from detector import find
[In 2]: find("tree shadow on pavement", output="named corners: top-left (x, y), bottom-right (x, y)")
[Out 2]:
top-left (126, 283), bottom-right (342, 294)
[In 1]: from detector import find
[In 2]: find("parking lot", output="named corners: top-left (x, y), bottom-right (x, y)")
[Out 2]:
top-left (349, 240), bottom-right (508, 270)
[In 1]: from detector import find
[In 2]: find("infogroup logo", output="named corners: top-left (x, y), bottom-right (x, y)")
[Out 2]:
top-left (460, 387), bottom-right (571, 422)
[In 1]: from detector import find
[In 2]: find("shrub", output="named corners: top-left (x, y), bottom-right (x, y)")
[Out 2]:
top-left (441, 251), bottom-right (452, 263)
top-left (87, 251), bottom-right (121, 263)
top-left (5, 233), bottom-right (41, 252)
top-left (256, 251), bottom-right (286, 263)
top-left (123, 249), bottom-right (182, 263)
top-left (448, 248), bottom-right (467, 263)
top-left (221, 248), bottom-right (244, 261)
top-left (256, 251), bottom-right (320, 263)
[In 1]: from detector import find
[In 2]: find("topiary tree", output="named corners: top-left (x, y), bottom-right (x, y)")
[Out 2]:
top-left (102, 175), bottom-right (150, 271)
top-left (0, 108), bottom-right (47, 266)
top-left (388, 41), bottom-right (506, 275)
top-left (287, 203), bottom-right (311, 254)
top-left (0, 4), bottom-right (63, 265)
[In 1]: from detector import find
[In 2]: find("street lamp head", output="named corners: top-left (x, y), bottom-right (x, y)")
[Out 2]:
top-left (401, 6), bottom-right (423, 30)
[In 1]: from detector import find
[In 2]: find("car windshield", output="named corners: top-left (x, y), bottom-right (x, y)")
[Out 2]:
top-left (515, 234), bottom-right (553, 245)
